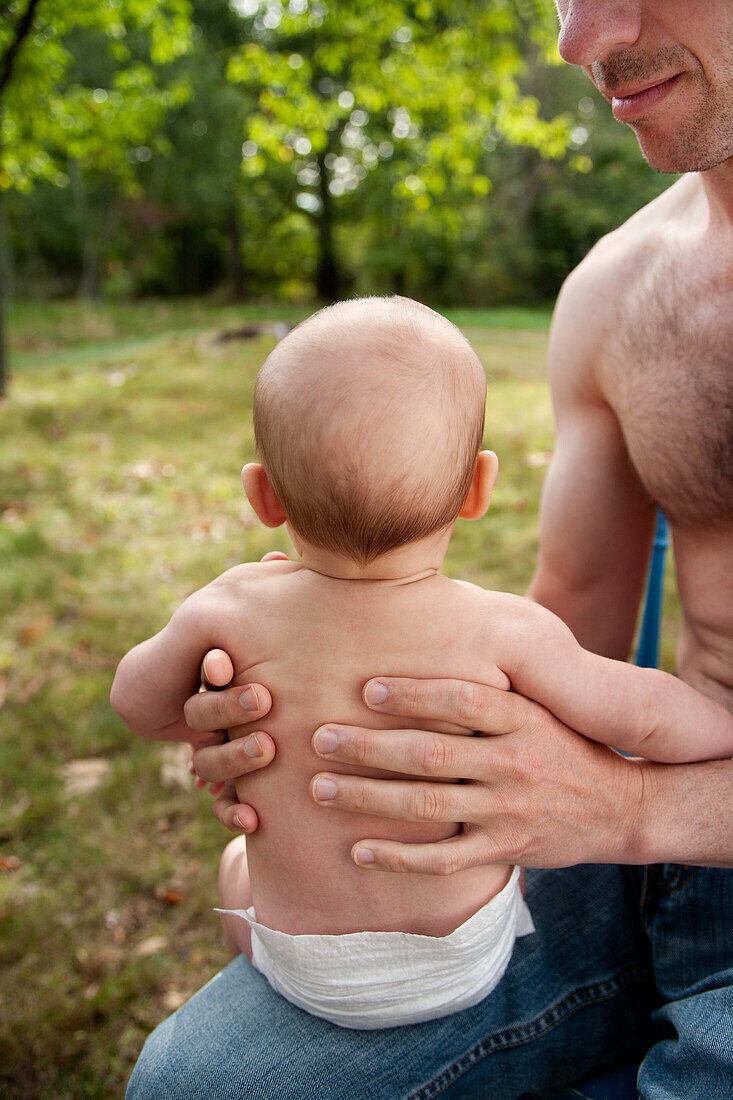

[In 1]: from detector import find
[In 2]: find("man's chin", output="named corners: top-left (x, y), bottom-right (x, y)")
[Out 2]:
top-left (632, 124), bottom-right (733, 175)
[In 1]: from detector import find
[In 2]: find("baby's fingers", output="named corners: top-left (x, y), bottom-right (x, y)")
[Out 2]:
top-left (201, 649), bottom-right (235, 689)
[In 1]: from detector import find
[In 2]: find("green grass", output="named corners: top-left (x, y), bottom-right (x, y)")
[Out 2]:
top-left (0, 299), bottom-right (680, 1097)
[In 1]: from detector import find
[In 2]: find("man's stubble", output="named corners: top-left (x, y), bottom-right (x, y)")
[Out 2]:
top-left (591, 46), bottom-right (733, 174)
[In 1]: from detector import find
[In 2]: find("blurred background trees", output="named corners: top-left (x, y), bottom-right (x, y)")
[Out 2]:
top-left (2, 0), bottom-right (671, 312)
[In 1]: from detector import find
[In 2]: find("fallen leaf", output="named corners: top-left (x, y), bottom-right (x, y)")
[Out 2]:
top-left (19, 616), bottom-right (53, 645)
top-left (135, 934), bottom-right (168, 958)
top-left (0, 856), bottom-right (22, 872)
top-left (60, 758), bottom-right (111, 797)
top-left (154, 886), bottom-right (185, 905)
top-left (159, 743), bottom-right (192, 793)
top-left (15, 673), bottom-right (46, 704)
top-left (8, 795), bottom-right (29, 821)
top-left (162, 989), bottom-right (187, 1011)
top-left (76, 946), bottom-right (123, 977)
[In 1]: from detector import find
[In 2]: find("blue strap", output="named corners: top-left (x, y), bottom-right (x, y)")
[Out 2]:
top-left (635, 509), bottom-right (669, 668)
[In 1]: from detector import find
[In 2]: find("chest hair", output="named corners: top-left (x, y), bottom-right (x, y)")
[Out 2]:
top-left (605, 252), bottom-right (733, 530)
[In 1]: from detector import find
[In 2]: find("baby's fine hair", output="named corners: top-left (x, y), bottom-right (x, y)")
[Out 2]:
top-left (253, 296), bottom-right (486, 564)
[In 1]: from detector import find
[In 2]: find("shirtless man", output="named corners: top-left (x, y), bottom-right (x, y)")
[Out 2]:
top-left (127, 3), bottom-right (732, 1096)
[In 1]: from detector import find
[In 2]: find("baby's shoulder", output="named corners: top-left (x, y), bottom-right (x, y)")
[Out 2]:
top-left (208, 558), bottom-right (303, 594)
top-left (442, 578), bottom-right (536, 621)
top-left (185, 559), bottom-right (304, 624)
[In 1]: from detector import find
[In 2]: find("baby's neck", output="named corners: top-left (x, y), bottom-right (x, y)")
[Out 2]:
top-left (296, 531), bottom-right (451, 582)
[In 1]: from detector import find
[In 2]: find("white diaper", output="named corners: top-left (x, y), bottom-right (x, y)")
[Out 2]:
top-left (216, 866), bottom-right (534, 1029)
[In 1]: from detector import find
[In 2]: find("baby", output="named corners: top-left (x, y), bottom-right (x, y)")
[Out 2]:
top-left (111, 296), bottom-right (733, 1030)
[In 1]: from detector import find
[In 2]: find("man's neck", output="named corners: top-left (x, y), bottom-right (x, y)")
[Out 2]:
top-left (699, 159), bottom-right (733, 228)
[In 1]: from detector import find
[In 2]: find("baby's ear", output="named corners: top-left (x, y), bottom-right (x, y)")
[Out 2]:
top-left (242, 463), bottom-right (287, 528)
top-left (459, 451), bottom-right (498, 520)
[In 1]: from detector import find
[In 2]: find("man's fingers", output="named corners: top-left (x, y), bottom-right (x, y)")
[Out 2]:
top-left (363, 677), bottom-right (532, 734)
top-left (200, 649), bottom-right (235, 689)
top-left (311, 773), bottom-right (483, 823)
top-left (350, 832), bottom-right (493, 875)
top-left (312, 724), bottom-right (489, 779)
top-left (192, 731), bottom-right (276, 783)
top-left (184, 683), bottom-right (273, 734)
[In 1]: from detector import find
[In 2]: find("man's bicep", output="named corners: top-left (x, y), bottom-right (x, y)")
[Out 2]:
top-left (529, 288), bottom-right (655, 658)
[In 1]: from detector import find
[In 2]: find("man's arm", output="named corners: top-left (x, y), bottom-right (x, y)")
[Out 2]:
top-left (527, 266), bottom-right (656, 658)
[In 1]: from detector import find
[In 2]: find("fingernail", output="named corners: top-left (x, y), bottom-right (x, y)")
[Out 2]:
top-left (314, 727), bottom-right (339, 755)
top-left (239, 686), bottom-right (259, 711)
top-left (354, 847), bottom-right (375, 865)
top-left (188, 760), bottom-right (196, 775)
top-left (364, 680), bottom-right (387, 706)
top-left (244, 734), bottom-right (262, 758)
top-left (313, 778), bottom-right (338, 802)
top-left (233, 813), bottom-right (248, 832)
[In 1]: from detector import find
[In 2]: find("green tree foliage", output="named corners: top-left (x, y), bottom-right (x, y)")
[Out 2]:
top-left (0, 0), bottom-right (193, 391)
top-left (2, 0), bottom-right (674, 344)
top-left (0, 0), bottom-right (192, 191)
top-left (227, 0), bottom-right (571, 297)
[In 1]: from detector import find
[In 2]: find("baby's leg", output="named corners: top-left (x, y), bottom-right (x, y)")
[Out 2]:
top-left (218, 836), bottom-right (253, 959)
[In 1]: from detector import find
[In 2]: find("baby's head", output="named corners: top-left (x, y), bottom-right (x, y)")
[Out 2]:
top-left (248, 296), bottom-right (493, 566)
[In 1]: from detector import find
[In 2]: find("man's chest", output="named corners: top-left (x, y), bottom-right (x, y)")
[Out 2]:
top-left (601, 260), bottom-right (733, 529)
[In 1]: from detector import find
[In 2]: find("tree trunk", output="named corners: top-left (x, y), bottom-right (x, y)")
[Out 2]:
top-left (0, 155), bottom-right (7, 396)
top-left (0, 255), bottom-right (7, 399)
top-left (71, 159), bottom-right (100, 300)
top-left (0, 0), bottom-right (46, 396)
top-left (0, 190), bottom-right (14, 304)
top-left (226, 202), bottom-right (245, 301)
top-left (315, 152), bottom-right (339, 301)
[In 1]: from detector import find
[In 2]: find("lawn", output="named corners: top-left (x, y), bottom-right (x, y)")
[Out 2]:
top-left (0, 299), bottom-right (680, 1098)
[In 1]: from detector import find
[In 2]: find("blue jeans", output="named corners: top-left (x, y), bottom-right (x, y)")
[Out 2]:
top-left (127, 863), bottom-right (733, 1099)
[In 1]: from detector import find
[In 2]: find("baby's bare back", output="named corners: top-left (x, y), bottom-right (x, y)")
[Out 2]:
top-left (214, 560), bottom-right (511, 936)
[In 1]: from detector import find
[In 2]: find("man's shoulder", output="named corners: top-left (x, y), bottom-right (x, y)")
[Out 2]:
top-left (549, 178), bottom-right (691, 390)
top-left (559, 178), bottom-right (688, 318)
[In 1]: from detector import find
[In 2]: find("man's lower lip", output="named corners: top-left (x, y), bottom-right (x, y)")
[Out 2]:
top-left (611, 74), bottom-right (681, 121)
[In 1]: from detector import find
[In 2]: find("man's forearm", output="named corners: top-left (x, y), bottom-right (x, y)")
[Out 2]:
top-left (630, 758), bottom-right (733, 868)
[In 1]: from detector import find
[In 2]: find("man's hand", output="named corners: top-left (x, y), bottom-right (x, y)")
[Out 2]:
top-left (309, 677), bottom-right (651, 874)
top-left (187, 648), bottom-right (276, 833)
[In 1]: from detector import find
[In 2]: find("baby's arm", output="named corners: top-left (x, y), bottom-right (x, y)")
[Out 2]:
top-left (111, 584), bottom-right (226, 741)
top-left (500, 598), bottom-right (733, 763)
